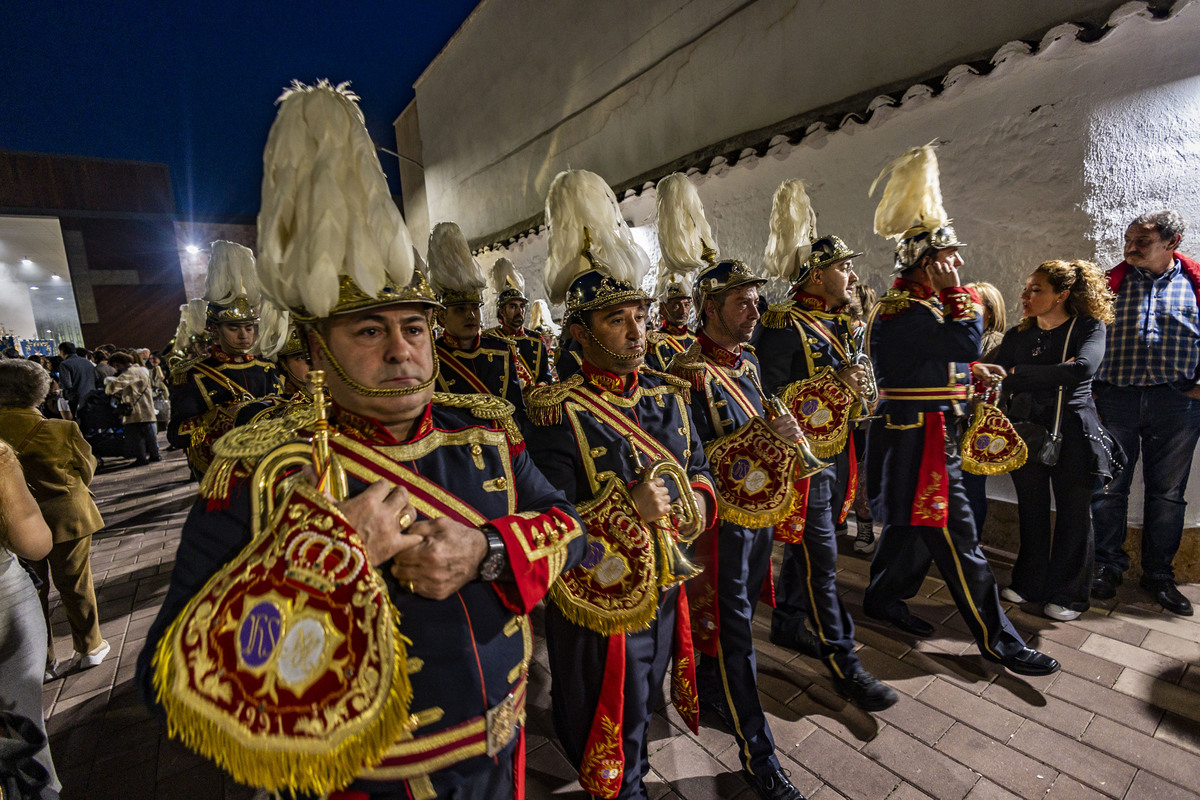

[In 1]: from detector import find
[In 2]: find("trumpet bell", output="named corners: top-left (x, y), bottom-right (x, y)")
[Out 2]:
top-left (794, 433), bottom-right (830, 480)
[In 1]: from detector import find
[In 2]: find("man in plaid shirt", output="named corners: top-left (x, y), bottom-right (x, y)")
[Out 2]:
top-left (1092, 209), bottom-right (1200, 616)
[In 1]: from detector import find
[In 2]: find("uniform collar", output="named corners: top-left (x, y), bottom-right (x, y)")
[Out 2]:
top-left (792, 290), bottom-right (829, 312)
top-left (209, 345), bottom-right (254, 363)
top-left (441, 331), bottom-right (481, 351)
top-left (697, 331), bottom-right (742, 368)
top-left (581, 360), bottom-right (639, 397)
top-left (331, 402), bottom-right (434, 446)
top-left (660, 320), bottom-right (689, 337)
top-left (500, 322), bottom-right (525, 338)
top-left (891, 277), bottom-right (937, 301)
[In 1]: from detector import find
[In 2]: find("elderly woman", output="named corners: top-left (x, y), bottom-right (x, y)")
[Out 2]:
top-left (105, 351), bottom-right (160, 465)
top-left (0, 438), bottom-right (60, 797)
top-left (0, 358), bottom-right (108, 677)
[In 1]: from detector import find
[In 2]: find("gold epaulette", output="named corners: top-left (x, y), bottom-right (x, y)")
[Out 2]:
top-left (481, 326), bottom-right (502, 339)
top-left (667, 342), bottom-right (706, 391)
top-left (524, 374), bottom-right (584, 426)
top-left (877, 289), bottom-right (913, 319)
top-left (639, 367), bottom-right (692, 403)
top-left (199, 402), bottom-right (317, 503)
top-left (761, 301), bottom-right (797, 329)
top-left (432, 391), bottom-right (523, 445)
top-left (170, 353), bottom-right (205, 384)
top-left (742, 343), bottom-right (756, 354)
top-left (645, 329), bottom-right (668, 345)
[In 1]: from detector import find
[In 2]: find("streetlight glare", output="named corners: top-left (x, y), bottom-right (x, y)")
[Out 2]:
top-left (186, 244), bottom-right (201, 254)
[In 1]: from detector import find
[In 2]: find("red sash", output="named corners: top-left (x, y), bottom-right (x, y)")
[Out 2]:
top-left (192, 361), bottom-right (256, 402)
top-left (438, 351), bottom-right (494, 397)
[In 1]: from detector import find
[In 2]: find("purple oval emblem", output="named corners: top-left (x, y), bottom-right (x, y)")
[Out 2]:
top-left (239, 600), bottom-right (282, 668)
top-left (580, 539), bottom-right (606, 570)
top-left (974, 434), bottom-right (991, 450)
top-left (801, 399), bottom-right (819, 416)
top-left (730, 458), bottom-right (751, 481)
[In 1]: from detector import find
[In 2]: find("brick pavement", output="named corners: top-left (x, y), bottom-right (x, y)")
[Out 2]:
top-left (39, 440), bottom-right (1200, 800)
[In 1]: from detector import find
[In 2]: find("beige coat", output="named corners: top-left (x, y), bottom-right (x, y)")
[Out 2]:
top-left (0, 408), bottom-right (104, 543)
top-left (106, 365), bottom-right (156, 423)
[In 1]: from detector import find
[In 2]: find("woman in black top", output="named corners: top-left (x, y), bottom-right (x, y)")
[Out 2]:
top-left (995, 259), bottom-right (1118, 621)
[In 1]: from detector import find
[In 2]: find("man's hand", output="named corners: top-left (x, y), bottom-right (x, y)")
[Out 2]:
top-left (767, 411), bottom-right (804, 444)
top-left (335, 479), bottom-right (422, 567)
top-left (631, 476), bottom-right (671, 522)
top-left (926, 259), bottom-right (961, 291)
top-left (837, 364), bottom-right (869, 396)
top-left (390, 520), bottom-right (489, 600)
top-left (1186, 384), bottom-right (1200, 400)
top-left (971, 363), bottom-right (1007, 389)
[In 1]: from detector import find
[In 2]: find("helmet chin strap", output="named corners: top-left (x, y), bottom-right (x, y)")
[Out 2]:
top-left (309, 328), bottom-right (438, 398)
top-left (579, 316), bottom-right (644, 363)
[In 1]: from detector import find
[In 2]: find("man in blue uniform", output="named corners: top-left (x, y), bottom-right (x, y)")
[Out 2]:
top-left (757, 234), bottom-right (898, 711)
top-left (486, 257), bottom-right (555, 385)
top-left (428, 223), bottom-right (529, 415)
top-left (168, 241), bottom-right (282, 478)
top-left (527, 169), bottom-right (716, 800)
top-left (670, 257), bottom-right (814, 800)
top-left (645, 280), bottom-right (697, 372)
top-left (138, 80), bottom-right (584, 800)
top-left (864, 145), bottom-right (1058, 676)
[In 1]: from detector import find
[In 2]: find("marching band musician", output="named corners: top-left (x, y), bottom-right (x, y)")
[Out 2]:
top-left (167, 241), bottom-right (283, 478)
top-left (658, 173), bottom-right (810, 800)
top-left (233, 303), bottom-right (313, 426)
top-left (428, 222), bottom-right (532, 412)
top-left (756, 180), bottom-right (898, 712)
top-left (485, 257), bottom-right (555, 385)
top-left (137, 80), bottom-right (585, 800)
top-left (645, 177), bottom-right (700, 373)
top-left (863, 144), bottom-right (1058, 676)
top-left (525, 169), bottom-right (716, 800)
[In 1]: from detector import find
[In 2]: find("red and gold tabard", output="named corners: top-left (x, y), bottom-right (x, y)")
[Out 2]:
top-left (960, 397), bottom-right (1028, 475)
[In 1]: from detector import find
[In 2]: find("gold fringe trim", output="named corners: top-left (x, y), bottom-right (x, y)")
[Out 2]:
top-left (198, 456), bottom-right (238, 502)
top-left (777, 379), bottom-right (852, 459)
top-left (761, 301), bottom-right (797, 329)
top-left (525, 375), bottom-right (583, 427)
top-left (961, 449), bottom-right (1028, 475)
top-left (547, 581), bottom-right (658, 636)
top-left (717, 485), bottom-right (797, 529)
top-left (151, 591), bottom-right (412, 795)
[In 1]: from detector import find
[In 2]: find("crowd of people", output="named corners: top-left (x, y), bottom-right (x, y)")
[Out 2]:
top-left (1, 79), bottom-right (1196, 800)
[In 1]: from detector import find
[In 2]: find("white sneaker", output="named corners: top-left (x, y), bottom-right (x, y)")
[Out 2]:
top-left (1000, 587), bottom-right (1027, 603)
top-left (65, 639), bottom-right (111, 671)
top-left (1043, 603), bottom-right (1081, 621)
top-left (853, 520), bottom-right (876, 554)
top-left (43, 663), bottom-right (58, 683)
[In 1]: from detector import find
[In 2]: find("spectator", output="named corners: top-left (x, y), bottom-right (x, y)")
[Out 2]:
top-left (1092, 210), bottom-right (1199, 616)
top-left (0, 358), bottom-right (108, 679)
top-left (92, 350), bottom-right (116, 385)
top-left (0, 437), bottom-right (61, 798)
top-left (2, 348), bottom-right (20, 359)
top-left (996, 260), bottom-right (1118, 621)
top-left (105, 352), bottom-right (160, 465)
top-left (55, 342), bottom-right (96, 415)
top-left (28, 358), bottom-right (69, 422)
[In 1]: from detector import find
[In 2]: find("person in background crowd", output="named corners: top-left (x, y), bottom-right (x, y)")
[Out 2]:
top-left (3, 348), bottom-right (20, 359)
top-left (962, 281), bottom-right (1009, 531)
top-left (1091, 209), bottom-right (1200, 616)
top-left (29, 357), bottom-right (68, 422)
top-left (0, 437), bottom-right (60, 799)
top-left (848, 282), bottom-right (879, 554)
top-left (55, 342), bottom-right (95, 416)
top-left (92, 350), bottom-right (116, 386)
top-left (995, 260), bottom-right (1118, 621)
top-left (0, 358), bottom-right (107, 682)
top-left (105, 351), bottom-right (161, 466)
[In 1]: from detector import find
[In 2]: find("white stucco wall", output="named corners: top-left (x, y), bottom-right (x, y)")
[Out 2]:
top-left (479, 3), bottom-right (1200, 524)
top-left (411, 0), bottom-right (1130, 242)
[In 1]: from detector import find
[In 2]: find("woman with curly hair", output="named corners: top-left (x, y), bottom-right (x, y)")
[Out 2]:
top-left (994, 260), bottom-right (1120, 621)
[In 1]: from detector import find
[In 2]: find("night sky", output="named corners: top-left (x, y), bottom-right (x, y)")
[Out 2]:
top-left (1, 1), bottom-right (480, 220)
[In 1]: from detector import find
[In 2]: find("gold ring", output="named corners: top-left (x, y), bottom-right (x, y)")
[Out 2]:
top-left (405, 580), bottom-right (415, 593)
top-left (398, 512), bottom-right (413, 529)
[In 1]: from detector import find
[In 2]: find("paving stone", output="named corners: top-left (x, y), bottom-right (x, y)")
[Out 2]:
top-left (963, 777), bottom-right (1022, 800)
top-left (860, 725), bottom-right (976, 799)
top-left (789, 728), bottom-right (900, 800)
top-left (1045, 671), bottom-right (1162, 735)
top-left (1111, 669), bottom-right (1200, 724)
top-left (935, 722), bottom-right (1057, 799)
top-left (1141, 628), bottom-right (1200, 664)
top-left (1034, 637), bottom-right (1124, 687)
top-left (1079, 632), bottom-right (1187, 680)
top-left (980, 676), bottom-right (1094, 739)
top-left (1042, 774), bottom-right (1111, 800)
top-left (1154, 711), bottom-right (1200, 757)
top-left (917, 677), bottom-right (1023, 741)
top-left (1124, 770), bottom-right (1200, 800)
top-left (1008, 719), bottom-right (1135, 797)
top-left (1080, 715), bottom-right (1200, 790)
top-left (873, 693), bottom-right (954, 746)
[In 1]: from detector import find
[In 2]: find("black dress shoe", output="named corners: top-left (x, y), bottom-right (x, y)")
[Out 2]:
top-left (1140, 577), bottom-right (1194, 616)
top-left (745, 768), bottom-right (805, 800)
top-left (769, 627), bottom-right (822, 658)
top-left (866, 608), bottom-right (935, 638)
top-left (984, 646), bottom-right (1060, 676)
top-left (1091, 566), bottom-right (1122, 600)
top-left (832, 669), bottom-right (899, 712)
top-left (699, 697), bottom-right (734, 730)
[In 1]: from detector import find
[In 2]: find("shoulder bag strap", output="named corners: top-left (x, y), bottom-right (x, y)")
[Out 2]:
top-left (1050, 317), bottom-right (1078, 439)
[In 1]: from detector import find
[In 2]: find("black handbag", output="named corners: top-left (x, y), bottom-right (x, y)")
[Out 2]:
top-left (1011, 318), bottom-right (1075, 468)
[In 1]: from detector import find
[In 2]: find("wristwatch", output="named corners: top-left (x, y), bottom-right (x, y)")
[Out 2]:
top-left (478, 525), bottom-right (507, 582)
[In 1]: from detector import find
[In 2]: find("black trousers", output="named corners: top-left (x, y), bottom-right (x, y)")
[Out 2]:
top-left (697, 523), bottom-right (778, 775)
top-left (772, 451), bottom-right (861, 678)
top-left (1009, 419), bottom-right (1096, 611)
top-left (125, 421), bottom-right (160, 463)
top-left (864, 451), bottom-right (1027, 660)
top-left (545, 587), bottom-right (678, 800)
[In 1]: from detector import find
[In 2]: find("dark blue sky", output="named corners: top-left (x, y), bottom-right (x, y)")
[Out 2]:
top-left (1, 1), bottom-right (479, 219)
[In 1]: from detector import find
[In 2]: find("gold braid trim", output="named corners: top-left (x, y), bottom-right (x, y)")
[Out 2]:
top-left (877, 289), bottom-right (913, 317)
top-left (777, 378), bottom-right (851, 459)
top-left (431, 392), bottom-right (523, 445)
top-left (761, 301), bottom-right (797, 330)
top-left (667, 342), bottom-right (706, 392)
top-left (639, 367), bottom-right (692, 404)
top-left (525, 374), bottom-right (584, 427)
top-left (198, 403), bottom-right (318, 503)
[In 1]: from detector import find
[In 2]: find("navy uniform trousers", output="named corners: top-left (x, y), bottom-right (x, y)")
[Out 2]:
top-left (863, 433), bottom-right (1026, 660)
top-left (697, 521), bottom-right (778, 776)
top-left (771, 450), bottom-right (862, 678)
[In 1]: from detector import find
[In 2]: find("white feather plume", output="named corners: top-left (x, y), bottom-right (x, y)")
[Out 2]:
top-left (654, 262), bottom-right (694, 298)
top-left (428, 222), bottom-right (486, 295)
top-left (656, 173), bottom-right (715, 274)
top-left (529, 299), bottom-right (558, 334)
top-left (257, 79), bottom-right (415, 318)
top-left (184, 298), bottom-right (209, 337)
top-left (762, 180), bottom-right (818, 281)
top-left (544, 170), bottom-right (651, 305)
top-left (203, 241), bottom-right (260, 307)
top-left (492, 257), bottom-right (524, 294)
top-left (869, 142), bottom-right (949, 240)
top-left (171, 304), bottom-right (191, 350)
top-left (255, 301), bottom-right (292, 359)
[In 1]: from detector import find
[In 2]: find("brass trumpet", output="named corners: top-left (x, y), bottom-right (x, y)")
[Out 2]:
top-left (625, 436), bottom-right (704, 587)
top-left (748, 372), bottom-right (829, 481)
top-left (842, 328), bottom-right (879, 422)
